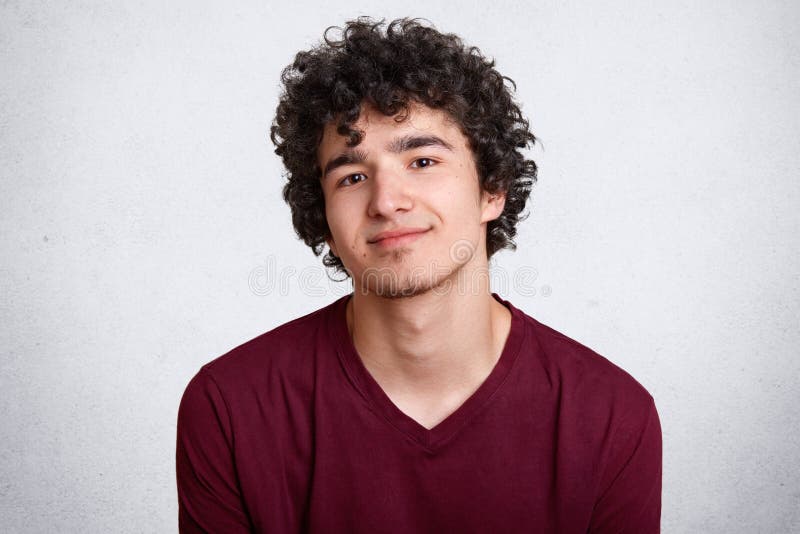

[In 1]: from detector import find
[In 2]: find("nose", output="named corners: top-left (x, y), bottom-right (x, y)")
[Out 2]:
top-left (367, 166), bottom-right (413, 219)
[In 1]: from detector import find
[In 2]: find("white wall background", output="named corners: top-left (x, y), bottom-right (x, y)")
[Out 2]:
top-left (1, 1), bottom-right (798, 532)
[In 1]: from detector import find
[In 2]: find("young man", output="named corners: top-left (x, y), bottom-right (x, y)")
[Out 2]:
top-left (176, 18), bottom-right (662, 533)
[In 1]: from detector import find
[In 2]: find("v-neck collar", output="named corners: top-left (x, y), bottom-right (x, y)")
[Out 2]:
top-left (329, 292), bottom-right (526, 452)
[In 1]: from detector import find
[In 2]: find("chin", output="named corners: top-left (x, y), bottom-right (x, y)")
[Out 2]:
top-left (372, 279), bottom-right (435, 299)
top-left (353, 261), bottom-right (462, 299)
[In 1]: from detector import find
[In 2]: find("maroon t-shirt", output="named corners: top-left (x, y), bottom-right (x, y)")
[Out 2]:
top-left (176, 294), bottom-right (661, 533)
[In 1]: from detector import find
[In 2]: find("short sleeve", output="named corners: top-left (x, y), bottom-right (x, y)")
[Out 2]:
top-left (589, 396), bottom-right (663, 533)
top-left (176, 369), bottom-right (253, 533)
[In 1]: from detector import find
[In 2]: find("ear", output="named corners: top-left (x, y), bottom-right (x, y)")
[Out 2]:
top-left (480, 190), bottom-right (507, 224)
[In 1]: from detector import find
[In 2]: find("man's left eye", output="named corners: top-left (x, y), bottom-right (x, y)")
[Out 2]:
top-left (412, 158), bottom-right (436, 169)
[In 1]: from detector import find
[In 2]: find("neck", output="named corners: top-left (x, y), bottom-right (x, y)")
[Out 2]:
top-left (346, 261), bottom-right (512, 397)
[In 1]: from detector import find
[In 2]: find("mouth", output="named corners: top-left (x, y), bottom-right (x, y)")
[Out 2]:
top-left (368, 227), bottom-right (430, 248)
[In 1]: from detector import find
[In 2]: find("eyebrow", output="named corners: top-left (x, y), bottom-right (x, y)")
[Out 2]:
top-left (321, 148), bottom-right (369, 180)
top-left (321, 135), bottom-right (454, 179)
top-left (386, 134), bottom-right (454, 154)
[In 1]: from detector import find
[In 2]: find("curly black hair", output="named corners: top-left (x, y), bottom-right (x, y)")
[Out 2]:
top-left (270, 17), bottom-right (537, 275)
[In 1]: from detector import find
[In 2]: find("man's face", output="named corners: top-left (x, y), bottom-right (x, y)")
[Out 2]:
top-left (318, 102), bottom-right (505, 298)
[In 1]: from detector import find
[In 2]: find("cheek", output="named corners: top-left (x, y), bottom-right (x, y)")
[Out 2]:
top-left (325, 201), bottom-right (363, 258)
top-left (325, 195), bottom-right (350, 232)
top-left (437, 180), bottom-right (483, 218)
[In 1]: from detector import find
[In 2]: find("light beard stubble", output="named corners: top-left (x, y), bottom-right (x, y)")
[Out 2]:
top-left (360, 246), bottom-right (466, 300)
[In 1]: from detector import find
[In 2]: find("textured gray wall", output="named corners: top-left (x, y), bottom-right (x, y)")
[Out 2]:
top-left (2, 1), bottom-right (798, 532)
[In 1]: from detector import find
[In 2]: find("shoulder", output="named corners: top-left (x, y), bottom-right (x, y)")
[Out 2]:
top-left (509, 303), bottom-right (661, 490)
top-left (508, 300), bottom-right (656, 423)
top-left (535, 316), bottom-right (650, 396)
top-left (187, 297), bottom-right (343, 398)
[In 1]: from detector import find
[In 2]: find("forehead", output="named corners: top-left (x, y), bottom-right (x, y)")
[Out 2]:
top-left (317, 103), bottom-right (467, 163)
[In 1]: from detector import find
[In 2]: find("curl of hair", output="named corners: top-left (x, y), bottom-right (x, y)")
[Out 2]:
top-left (270, 17), bottom-right (537, 274)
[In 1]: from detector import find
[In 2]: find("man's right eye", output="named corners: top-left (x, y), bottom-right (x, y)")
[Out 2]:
top-left (339, 173), bottom-right (367, 186)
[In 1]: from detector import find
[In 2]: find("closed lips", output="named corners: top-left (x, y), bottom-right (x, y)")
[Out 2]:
top-left (368, 228), bottom-right (429, 243)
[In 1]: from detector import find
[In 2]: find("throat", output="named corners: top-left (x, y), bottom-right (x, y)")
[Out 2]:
top-left (346, 292), bottom-right (513, 427)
